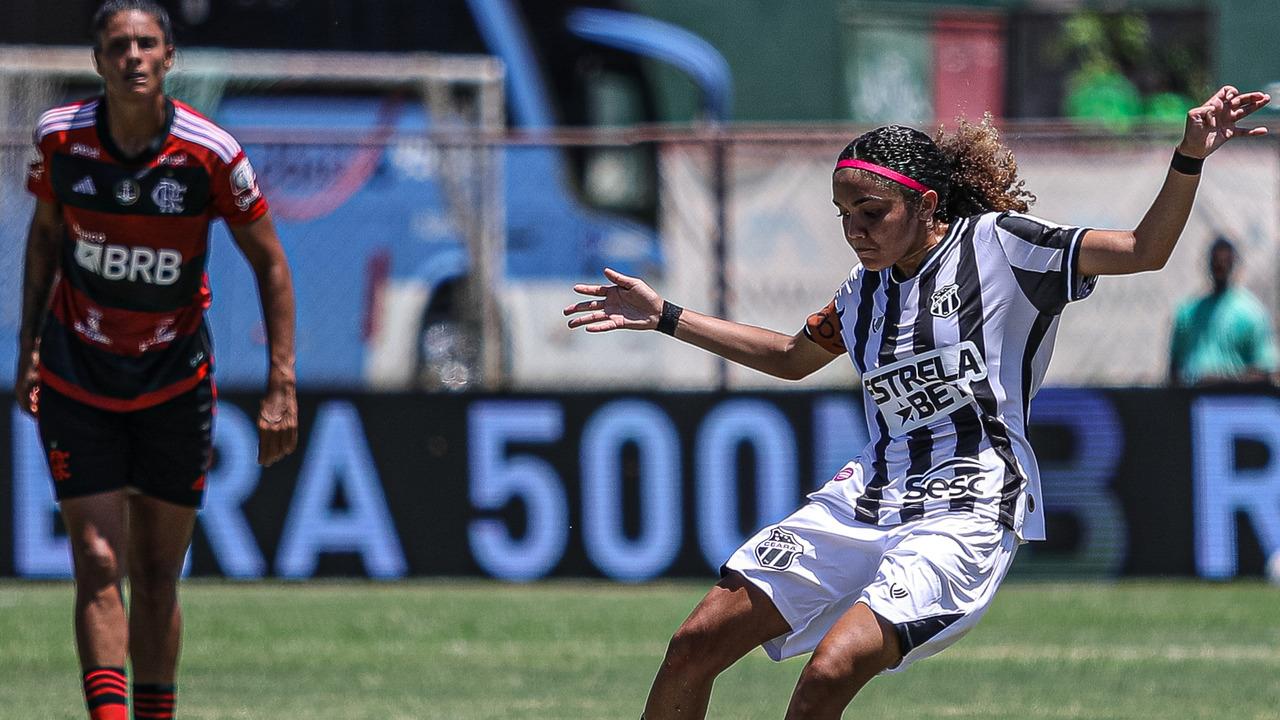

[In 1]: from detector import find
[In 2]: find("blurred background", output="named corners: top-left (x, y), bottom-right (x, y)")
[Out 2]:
top-left (1, 0), bottom-right (1278, 584)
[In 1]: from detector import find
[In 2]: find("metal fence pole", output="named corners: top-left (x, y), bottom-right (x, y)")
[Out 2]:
top-left (477, 74), bottom-right (506, 390)
top-left (712, 130), bottom-right (730, 390)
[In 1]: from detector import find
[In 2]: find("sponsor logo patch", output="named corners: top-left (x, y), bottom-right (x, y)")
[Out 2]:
top-left (229, 157), bottom-right (262, 211)
top-left (833, 465), bottom-right (856, 482)
top-left (862, 341), bottom-right (988, 435)
top-left (138, 318), bottom-right (178, 353)
top-left (27, 151), bottom-right (45, 181)
top-left (75, 240), bottom-right (182, 285)
top-left (114, 179), bottom-right (140, 206)
top-left (73, 307), bottom-right (113, 346)
top-left (70, 143), bottom-right (100, 159)
top-left (754, 527), bottom-right (804, 570)
top-left (71, 223), bottom-right (106, 245)
top-left (901, 457), bottom-right (991, 503)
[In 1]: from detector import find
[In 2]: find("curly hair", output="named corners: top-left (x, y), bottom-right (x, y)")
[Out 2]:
top-left (836, 115), bottom-right (1034, 221)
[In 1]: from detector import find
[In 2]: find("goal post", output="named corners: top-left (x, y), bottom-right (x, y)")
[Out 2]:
top-left (0, 45), bottom-right (507, 390)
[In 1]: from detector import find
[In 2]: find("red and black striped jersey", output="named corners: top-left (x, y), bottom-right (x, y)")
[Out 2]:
top-left (27, 95), bottom-right (268, 411)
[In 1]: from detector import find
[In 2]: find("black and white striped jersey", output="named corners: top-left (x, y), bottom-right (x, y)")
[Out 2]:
top-left (803, 211), bottom-right (1097, 541)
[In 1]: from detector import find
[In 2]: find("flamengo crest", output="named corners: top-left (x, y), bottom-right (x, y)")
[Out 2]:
top-left (152, 178), bottom-right (187, 214)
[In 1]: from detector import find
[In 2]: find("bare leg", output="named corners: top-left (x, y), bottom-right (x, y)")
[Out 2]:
top-left (783, 602), bottom-right (902, 720)
top-left (126, 494), bottom-right (197, 684)
top-left (643, 572), bottom-right (791, 720)
top-left (61, 492), bottom-right (130, 670)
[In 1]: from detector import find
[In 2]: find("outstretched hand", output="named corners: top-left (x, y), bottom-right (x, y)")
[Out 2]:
top-left (564, 268), bottom-right (663, 332)
top-left (1180, 85), bottom-right (1270, 159)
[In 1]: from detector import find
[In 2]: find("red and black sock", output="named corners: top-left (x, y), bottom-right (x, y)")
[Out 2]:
top-left (82, 667), bottom-right (128, 720)
top-left (132, 683), bottom-right (176, 720)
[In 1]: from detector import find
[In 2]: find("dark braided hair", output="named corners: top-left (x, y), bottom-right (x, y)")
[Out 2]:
top-left (837, 115), bottom-right (1034, 221)
top-left (92, 0), bottom-right (174, 48)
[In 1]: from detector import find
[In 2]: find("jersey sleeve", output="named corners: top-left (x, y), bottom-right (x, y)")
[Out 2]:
top-left (26, 136), bottom-right (55, 201)
top-left (993, 212), bottom-right (1097, 315)
top-left (804, 297), bottom-right (847, 355)
top-left (210, 150), bottom-right (268, 224)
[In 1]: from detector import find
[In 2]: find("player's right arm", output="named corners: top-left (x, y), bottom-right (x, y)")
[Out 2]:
top-left (16, 199), bottom-right (63, 415)
top-left (564, 267), bottom-right (839, 381)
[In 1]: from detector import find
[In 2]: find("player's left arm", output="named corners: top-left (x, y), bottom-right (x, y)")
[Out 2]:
top-left (228, 211), bottom-right (298, 466)
top-left (1078, 86), bottom-right (1270, 277)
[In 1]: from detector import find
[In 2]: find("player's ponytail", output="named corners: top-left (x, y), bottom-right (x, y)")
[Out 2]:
top-left (934, 114), bottom-right (1034, 218)
top-left (836, 115), bottom-right (1034, 222)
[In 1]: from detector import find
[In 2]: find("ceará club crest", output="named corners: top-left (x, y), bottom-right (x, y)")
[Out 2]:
top-left (929, 283), bottom-right (961, 318)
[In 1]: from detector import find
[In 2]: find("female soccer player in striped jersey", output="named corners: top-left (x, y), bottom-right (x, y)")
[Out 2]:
top-left (565, 86), bottom-right (1269, 719)
top-left (17, 2), bottom-right (298, 717)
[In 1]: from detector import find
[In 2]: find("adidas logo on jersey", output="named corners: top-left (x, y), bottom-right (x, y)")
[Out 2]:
top-left (73, 176), bottom-right (97, 195)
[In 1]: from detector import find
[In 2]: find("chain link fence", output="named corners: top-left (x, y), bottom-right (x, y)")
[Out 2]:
top-left (508, 129), bottom-right (1280, 390)
top-left (2, 128), bottom-right (1276, 391)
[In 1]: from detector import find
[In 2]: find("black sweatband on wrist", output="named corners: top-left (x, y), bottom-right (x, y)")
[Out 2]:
top-left (656, 301), bottom-right (683, 336)
top-left (1170, 149), bottom-right (1204, 176)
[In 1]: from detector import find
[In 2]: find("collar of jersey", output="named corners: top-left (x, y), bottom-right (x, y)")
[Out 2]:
top-left (886, 216), bottom-right (968, 285)
top-left (95, 95), bottom-right (176, 166)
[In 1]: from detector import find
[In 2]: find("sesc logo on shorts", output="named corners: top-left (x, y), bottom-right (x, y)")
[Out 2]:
top-left (755, 527), bottom-right (804, 570)
top-left (862, 341), bottom-right (988, 436)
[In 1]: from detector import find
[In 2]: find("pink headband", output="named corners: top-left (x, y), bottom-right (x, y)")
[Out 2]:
top-left (834, 158), bottom-right (930, 194)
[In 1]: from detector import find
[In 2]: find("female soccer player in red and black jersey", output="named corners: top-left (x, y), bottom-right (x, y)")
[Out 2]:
top-left (567, 87), bottom-right (1268, 718)
top-left (16, 2), bottom-right (298, 717)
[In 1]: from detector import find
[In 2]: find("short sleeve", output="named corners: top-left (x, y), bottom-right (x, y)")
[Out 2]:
top-left (993, 212), bottom-right (1097, 315)
top-left (804, 297), bottom-right (846, 355)
top-left (211, 150), bottom-right (268, 224)
top-left (26, 138), bottom-right (55, 201)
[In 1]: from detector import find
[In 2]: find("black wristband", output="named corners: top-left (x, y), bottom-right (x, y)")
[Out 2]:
top-left (1170, 149), bottom-right (1204, 176)
top-left (656, 301), bottom-right (683, 336)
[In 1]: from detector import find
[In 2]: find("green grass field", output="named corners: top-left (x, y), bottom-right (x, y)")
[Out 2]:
top-left (1, 579), bottom-right (1277, 719)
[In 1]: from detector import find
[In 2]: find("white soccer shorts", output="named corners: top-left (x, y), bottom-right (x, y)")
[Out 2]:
top-left (723, 491), bottom-right (1017, 672)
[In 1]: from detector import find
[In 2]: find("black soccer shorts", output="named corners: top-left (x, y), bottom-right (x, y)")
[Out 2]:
top-left (36, 378), bottom-right (215, 507)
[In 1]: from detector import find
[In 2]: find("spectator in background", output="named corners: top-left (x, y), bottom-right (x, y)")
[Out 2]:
top-left (1169, 236), bottom-right (1279, 386)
